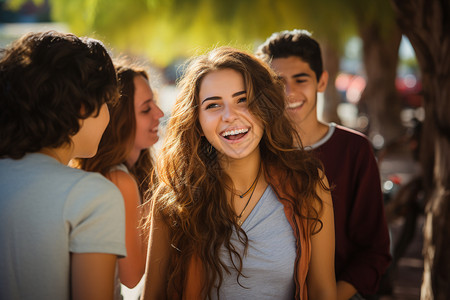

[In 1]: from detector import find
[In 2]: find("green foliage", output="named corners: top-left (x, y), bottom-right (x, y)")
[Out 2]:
top-left (5, 0), bottom-right (43, 10)
top-left (8, 0), bottom-right (397, 67)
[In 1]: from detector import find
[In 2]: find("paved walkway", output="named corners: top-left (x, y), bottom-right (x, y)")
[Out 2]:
top-left (378, 143), bottom-right (423, 300)
top-left (379, 216), bottom-right (423, 300)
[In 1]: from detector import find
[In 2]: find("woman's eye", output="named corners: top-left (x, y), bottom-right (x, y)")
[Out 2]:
top-left (238, 97), bottom-right (247, 103)
top-left (142, 108), bottom-right (151, 113)
top-left (205, 103), bottom-right (219, 110)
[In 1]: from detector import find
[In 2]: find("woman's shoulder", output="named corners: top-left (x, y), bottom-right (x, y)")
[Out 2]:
top-left (108, 163), bottom-right (130, 174)
top-left (106, 165), bottom-right (141, 203)
top-left (107, 165), bottom-right (137, 187)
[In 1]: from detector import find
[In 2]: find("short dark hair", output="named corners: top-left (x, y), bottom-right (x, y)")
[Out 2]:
top-left (0, 31), bottom-right (118, 159)
top-left (256, 29), bottom-right (323, 80)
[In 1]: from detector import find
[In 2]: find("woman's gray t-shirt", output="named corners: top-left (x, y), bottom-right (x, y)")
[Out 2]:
top-left (213, 185), bottom-right (296, 299)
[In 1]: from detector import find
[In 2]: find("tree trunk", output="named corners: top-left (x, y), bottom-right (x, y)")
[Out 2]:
top-left (357, 21), bottom-right (404, 147)
top-left (321, 41), bottom-right (342, 124)
top-left (391, 0), bottom-right (450, 299)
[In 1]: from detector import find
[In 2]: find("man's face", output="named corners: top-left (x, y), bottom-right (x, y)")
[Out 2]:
top-left (271, 56), bottom-right (327, 127)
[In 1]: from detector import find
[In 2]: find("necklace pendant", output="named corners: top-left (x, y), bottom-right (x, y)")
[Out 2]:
top-left (235, 163), bottom-right (261, 228)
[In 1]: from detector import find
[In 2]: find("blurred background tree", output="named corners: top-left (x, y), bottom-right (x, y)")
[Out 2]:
top-left (4, 0), bottom-right (408, 145)
top-left (391, 0), bottom-right (450, 299)
top-left (348, 0), bottom-right (403, 147)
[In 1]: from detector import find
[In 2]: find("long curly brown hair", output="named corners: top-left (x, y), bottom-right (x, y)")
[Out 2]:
top-left (78, 61), bottom-right (154, 197)
top-left (147, 47), bottom-right (326, 299)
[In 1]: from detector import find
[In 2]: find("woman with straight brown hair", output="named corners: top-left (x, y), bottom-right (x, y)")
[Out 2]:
top-left (78, 60), bottom-right (163, 297)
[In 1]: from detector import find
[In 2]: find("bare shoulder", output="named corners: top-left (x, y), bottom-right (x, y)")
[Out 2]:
top-left (106, 169), bottom-right (141, 207)
top-left (107, 169), bottom-right (139, 190)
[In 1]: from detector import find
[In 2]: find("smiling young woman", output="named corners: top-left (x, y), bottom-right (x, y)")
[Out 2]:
top-left (77, 61), bottom-right (164, 298)
top-left (141, 47), bottom-right (337, 300)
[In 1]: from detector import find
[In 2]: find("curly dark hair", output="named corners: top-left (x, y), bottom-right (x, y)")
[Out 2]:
top-left (0, 31), bottom-right (118, 159)
top-left (256, 29), bottom-right (324, 81)
top-left (146, 46), bottom-right (326, 299)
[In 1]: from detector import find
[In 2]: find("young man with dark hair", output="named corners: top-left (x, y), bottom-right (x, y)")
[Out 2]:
top-left (257, 29), bottom-right (391, 300)
top-left (0, 31), bottom-right (125, 300)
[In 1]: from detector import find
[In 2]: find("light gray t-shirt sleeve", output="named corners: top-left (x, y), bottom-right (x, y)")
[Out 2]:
top-left (64, 173), bottom-right (127, 257)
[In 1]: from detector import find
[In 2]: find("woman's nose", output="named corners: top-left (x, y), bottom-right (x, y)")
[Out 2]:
top-left (152, 103), bottom-right (164, 120)
top-left (222, 104), bottom-right (238, 122)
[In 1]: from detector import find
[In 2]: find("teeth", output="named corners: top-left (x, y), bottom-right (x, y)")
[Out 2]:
top-left (287, 101), bottom-right (304, 109)
top-left (222, 128), bottom-right (249, 137)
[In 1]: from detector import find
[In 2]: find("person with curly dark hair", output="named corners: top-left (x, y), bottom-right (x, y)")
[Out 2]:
top-left (141, 47), bottom-right (336, 300)
top-left (257, 29), bottom-right (391, 300)
top-left (77, 60), bottom-right (164, 294)
top-left (0, 31), bottom-right (126, 300)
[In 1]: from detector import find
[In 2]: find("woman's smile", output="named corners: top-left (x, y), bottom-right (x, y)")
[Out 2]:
top-left (220, 127), bottom-right (250, 141)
